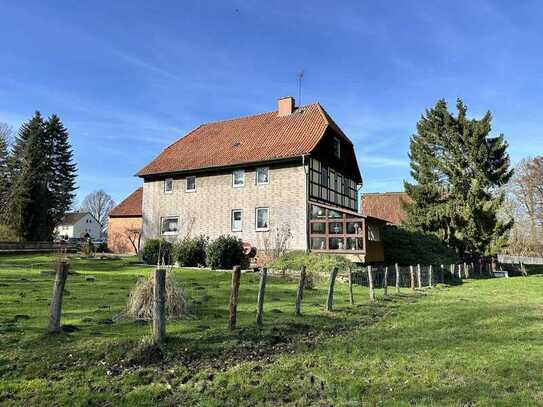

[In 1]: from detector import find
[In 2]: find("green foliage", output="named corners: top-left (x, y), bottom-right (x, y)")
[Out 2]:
top-left (81, 239), bottom-right (95, 256)
top-left (404, 99), bottom-right (513, 257)
top-left (142, 238), bottom-right (174, 265)
top-left (173, 235), bottom-right (209, 267)
top-left (383, 226), bottom-right (459, 266)
top-left (271, 251), bottom-right (352, 273)
top-left (0, 224), bottom-right (19, 241)
top-left (205, 235), bottom-right (243, 269)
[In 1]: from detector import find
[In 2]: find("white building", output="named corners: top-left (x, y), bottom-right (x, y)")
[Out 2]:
top-left (55, 212), bottom-right (101, 240)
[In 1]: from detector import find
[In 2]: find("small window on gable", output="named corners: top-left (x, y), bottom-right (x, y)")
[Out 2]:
top-left (186, 176), bottom-right (196, 192)
top-left (255, 207), bottom-right (269, 231)
top-left (256, 167), bottom-right (269, 185)
top-left (231, 209), bottom-right (242, 232)
top-left (164, 178), bottom-right (173, 194)
top-left (333, 137), bottom-right (341, 158)
top-left (233, 169), bottom-right (245, 187)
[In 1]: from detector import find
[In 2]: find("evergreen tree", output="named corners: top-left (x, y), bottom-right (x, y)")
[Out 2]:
top-left (46, 114), bottom-right (77, 232)
top-left (404, 99), bottom-right (513, 257)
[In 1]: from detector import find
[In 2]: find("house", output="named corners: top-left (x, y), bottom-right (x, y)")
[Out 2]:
top-left (361, 192), bottom-right (412, 226)
top-left (108, 187), bottom-right (143, 253)
top-left (137, 97), bottom-right (384, 263)
top-left (55, 212), bottom-right (101, 240)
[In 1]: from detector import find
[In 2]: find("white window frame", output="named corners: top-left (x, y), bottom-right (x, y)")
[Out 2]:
top-left (231, 209), bottom-right (242, 232)
top-left (333, 137), bottom-right (341, 158)
top-left (186, 176), bottom-right (196, 192)
top-left (255, 207), bottom-right (269, 231)
top-left (164, 178), bottom-right (173, 194)
top-left (256, 167), bottom-right (269, 185)
top-left (161, 216), bottom-right (179, 235)
top-left (232, 169), bottom-right (245, 188)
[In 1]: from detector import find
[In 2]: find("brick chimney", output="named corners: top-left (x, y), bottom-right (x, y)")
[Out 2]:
top-left (277, 96), bottom-right (295, 116)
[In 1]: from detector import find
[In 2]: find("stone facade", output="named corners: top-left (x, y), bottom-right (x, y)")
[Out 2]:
top-left (108, 217), bottom-right (143, 254)
top-left (142, 162), bottom-right (308, 251)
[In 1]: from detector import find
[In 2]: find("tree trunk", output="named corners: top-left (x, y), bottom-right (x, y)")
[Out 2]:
top-left (368, 265), bottom-right (375, 302)
top-left (325, 267), bottom-right (339, 311)
top-left (348, 268), bottom-right (354, 305)
top-left (48, 261), bottom-right (69, 333)
top-left (295, 266), bottom-right (307, 316)
top-left (256, 267), bottom-right (267, 328)
top-left (153, 267), bottom-right (166, 345)
top-left (228, 265), bottom-right (242, 331)
top-left (395, 263), bottom-right (400, 294)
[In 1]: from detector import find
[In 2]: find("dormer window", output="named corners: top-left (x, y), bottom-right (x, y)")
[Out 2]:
top-left (164, 178), bottom-right (173, 194)
top-left (333, 137), bottom-right (341, 158)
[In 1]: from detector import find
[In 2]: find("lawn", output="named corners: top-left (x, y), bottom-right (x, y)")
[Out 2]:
top-left (1, 253), bottom-right (543, 406)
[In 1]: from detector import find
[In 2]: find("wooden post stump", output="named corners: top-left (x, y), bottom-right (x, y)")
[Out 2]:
top-left (416, 264), bottom-right (422, 288)
top-left (383, 266), bottom-right (389, 297)
top-left (368, 265), bottom-right (375, 302)
top-left (295, 266), bottom-right (307, 316)
top-left (348, 268), bottom-right (354, 305)
top-left (256, 267), bottom-right (267, 328)
top-left (395, 263), bottom-right (400, 294)
top-left (325, 267), bottom-right (339, 311)
top-left (228, 265), bottom-right (242, 331)
top-left (409, 265), bottom-right (415, 292)
top-left (48, 261), bottom-right (69, 334)
top-left (153, 267), bottom-right (166, 345)
top-left (428, 265), bottom-right (433, 287)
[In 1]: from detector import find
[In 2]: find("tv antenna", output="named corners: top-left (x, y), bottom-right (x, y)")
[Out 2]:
top-left (297, 70), bottom-right (304, 106)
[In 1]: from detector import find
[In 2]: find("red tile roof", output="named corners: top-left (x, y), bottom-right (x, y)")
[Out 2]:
top-left (361, 192), bottom-right (412, 225)
top-left (137, 103), bottom-right (352, 177)
top-left (109, 187), bottom-right (143, 218)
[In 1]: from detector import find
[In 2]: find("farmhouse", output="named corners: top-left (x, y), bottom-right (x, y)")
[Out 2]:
top-left (55, 212), bottom-right (101, 240)
top-left (108, 187), bottom-right (143, 254)
top-left (136, 97), bottom-right (384, 263)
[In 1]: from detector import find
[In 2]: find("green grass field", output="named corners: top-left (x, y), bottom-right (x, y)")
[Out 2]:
top-left (1, 254), bottom-right (543, 406)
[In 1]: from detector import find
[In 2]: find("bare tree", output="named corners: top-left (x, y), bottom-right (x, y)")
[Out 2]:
top-left (80, 190), bottom-right (116, 229)
top-left (258, 223), bottom-right (292, 266)
top-left (123, 226), bottom-right (142, 254)
top-left (0, 122), bottom-right (13, 147)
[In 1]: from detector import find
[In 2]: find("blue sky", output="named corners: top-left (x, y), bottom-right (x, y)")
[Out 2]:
top-left (1, 1), bottom-right (542, 206)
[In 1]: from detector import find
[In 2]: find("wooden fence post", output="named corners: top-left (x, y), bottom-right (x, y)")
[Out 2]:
top-left (153, 267), bottom-right (166, 345)
top-left (383, 266), bottom-right (389, 297)
top-left (409, 265), bottom-right (415, 292)
top-left (325, 267), bottom-right (339, 311)
top-left (450, 264), bottom-right (454, 280)
top-left (348, 268), bottom-right (354, 305)
top-left (457, 264), bottom-right (462, 279)
top-left (48, 261), bottom-right (69, 333)
top-left (256, 267), bottom-right (267, 328)
top-left (368, 265), bottom-right (376, 302)
top-left (228, 265), bottom-right (242, 331)
top-left (464, 262), bottom-right (469, 279)
top-left (428, 265), bottom-right (433, 287)
top-left (295, 266), bottom-right (307, 316)
top-left (440, 264), bottom-right (445, 283)
top-left (416, 264), bottom-right (422, 288)
top-left (395, 263), bottom-right (400, 294)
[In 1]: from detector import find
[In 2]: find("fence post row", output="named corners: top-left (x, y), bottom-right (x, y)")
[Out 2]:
top-left (228, 265), bottom-right (242, 331)
top-left (256, 267), bottom-right (267, 328)
top-left (383, 266), bottom-right (389, 297)
top-left (368, 265), bottom-right (376, 302)
top-left (153, 267), bottom-right (167, 345)
top-left (295, 266), bottom-right (306, 316)
top-left (348, 268), bottom-right (354, 305)
top-left (325, 267), bottom-right (339, 311)
top-left (48, 261), bottom-right (69, 334)
top-left (395, 263), bottom-right (400, 294)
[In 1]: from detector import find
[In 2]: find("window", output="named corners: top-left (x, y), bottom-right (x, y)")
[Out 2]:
top-left (368, 223), bottom-right (381, 241)
top-left (231, 209), bottom-right (242, 232)
top-left (311, 222), bottom-right (326, 234)
top-left (310, 205), bottom-right (326, 219)
top-left (232, 170), bottom-right (245, 187)
top-left (255, 207), bottom-right (269, 231)
top-left (329, 222), bottom-right (343, 234)
top-left (164, 178), bottom-right (173, 194)
top-left (311, 237), bottom-right (326, 250)
top-left (186, 176), bottom-right (196, 192)
top-left (329, 237), bottom-right (344, 250)
top-left (161, 217), bottom-right (178, 235)
top-left (256, 167), bottom-right (269, 185)
top-left (333, 137), bottom-right (341, 158)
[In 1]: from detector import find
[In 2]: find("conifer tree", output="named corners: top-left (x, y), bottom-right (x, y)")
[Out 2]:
top-left (404, 99), bottom-right (513, 257)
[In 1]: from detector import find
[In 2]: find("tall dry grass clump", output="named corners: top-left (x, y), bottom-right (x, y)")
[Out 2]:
top-left (125, 270), bottom-right (189, 320)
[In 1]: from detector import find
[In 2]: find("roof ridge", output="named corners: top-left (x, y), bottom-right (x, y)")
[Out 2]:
top-left (315, 103), bottom-right (353, 146)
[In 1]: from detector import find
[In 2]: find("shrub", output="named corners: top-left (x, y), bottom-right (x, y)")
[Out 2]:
top-left (206, 235), bottom-right (243, 270)
top-left (173, 235), bottom-right (208, 267)
top-left (125, 271), bottom-right (189, 320)
top-left (142, 239), bottom-right (174, 265)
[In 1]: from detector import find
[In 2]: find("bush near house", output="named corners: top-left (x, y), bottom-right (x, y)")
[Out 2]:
top-left (205, 235), bottom-right (243, 269)
top-left (383, 225), bottom-right (459, 265)
top-left (173, 235), bottom-right (209, 267)
top-left (142, 238), bottom-right (174, 265)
